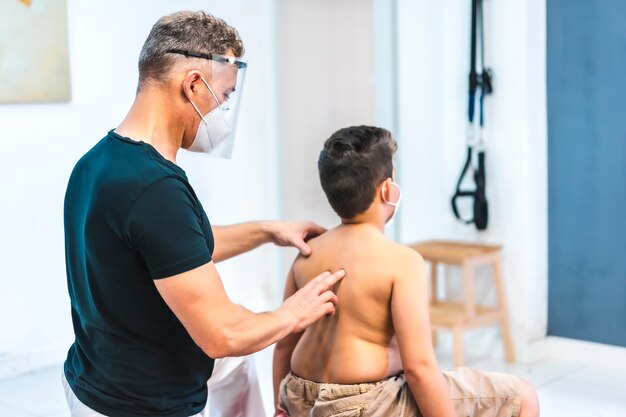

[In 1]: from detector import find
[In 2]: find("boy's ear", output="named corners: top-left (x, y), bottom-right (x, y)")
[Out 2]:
top-left (379, 178), bottom-right (393, 203)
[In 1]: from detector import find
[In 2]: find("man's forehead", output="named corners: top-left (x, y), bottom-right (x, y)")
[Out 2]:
top-left (212, 64), bottom-right (238, 83)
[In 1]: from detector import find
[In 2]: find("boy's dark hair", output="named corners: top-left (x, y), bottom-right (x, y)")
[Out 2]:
top-left (318, 126), bottom-right (397, 219)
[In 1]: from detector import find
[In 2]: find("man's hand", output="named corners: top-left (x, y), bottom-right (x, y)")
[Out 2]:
top-left (274, 410), bottom-right (289, 417)
top-left (212, 221), bottom-right (326, 262)
top-left (278, 269), bottom-right (345, 332)
top-left (265, 221), bottom-right (327, 256)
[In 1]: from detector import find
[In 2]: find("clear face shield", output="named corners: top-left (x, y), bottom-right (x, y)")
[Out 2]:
top-left (169, 49), bottom-right (248, 159)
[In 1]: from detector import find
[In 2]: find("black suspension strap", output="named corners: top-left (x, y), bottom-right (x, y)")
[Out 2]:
top-left (451, 0), bottom-right (493, 230)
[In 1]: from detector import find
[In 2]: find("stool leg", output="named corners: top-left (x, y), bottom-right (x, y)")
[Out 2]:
top-left (430, 261), bottom-right (439, 347)
top-left (492, 256), bottom-right (516, 363)
top-left (462, 262), bottom-right (476, 318)
top-left (430, 261), bottom-right (439, 304)
top-left (453, 326), bottom-right (464, 368)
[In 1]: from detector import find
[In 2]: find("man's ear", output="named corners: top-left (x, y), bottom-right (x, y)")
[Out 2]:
top-left (182, 71), bottom-right (203, 100)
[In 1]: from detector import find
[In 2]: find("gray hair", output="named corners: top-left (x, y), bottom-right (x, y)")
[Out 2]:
top-left (138, 11), bottom-right (244, 89)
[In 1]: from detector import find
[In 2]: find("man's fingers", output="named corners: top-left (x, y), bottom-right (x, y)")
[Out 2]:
top-left (309, 269), bottom-right (345, 294)
top-left (284, 270), bottom-right (343, 331)
top-left (315, 271), bottom-right (332, 280)
top-left (322, 302), bottom-right (336, 316)
top-left (304, 222), bottom-right (327, 241)
top-left (321, 269), bottom-right (345, 289)
top-left (295, 240), bottom-right (312, 256)
top-left (319, 290), bottom-right (338, 306)
top-left (310, 271), bottom-right (332, 286)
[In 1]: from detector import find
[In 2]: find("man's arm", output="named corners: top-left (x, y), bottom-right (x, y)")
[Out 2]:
top-left (154, 261), bottom-right (342, 358)
top-left (212, 221), bottom-right (326, 262)
top-left (272, 267), bottom-right (304, 416)
top-left (391, 250), bottom-right (456, 417)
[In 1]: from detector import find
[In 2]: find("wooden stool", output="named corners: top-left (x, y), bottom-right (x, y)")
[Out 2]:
top-left (408, 240), bottom-right (515, 367)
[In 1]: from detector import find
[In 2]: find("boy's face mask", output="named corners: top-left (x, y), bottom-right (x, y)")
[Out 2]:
top-left (382, 180), bottom-right (401, 226)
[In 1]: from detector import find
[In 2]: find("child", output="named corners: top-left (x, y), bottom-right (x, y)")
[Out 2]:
top-left (273, 126), bottom-right (539, 417)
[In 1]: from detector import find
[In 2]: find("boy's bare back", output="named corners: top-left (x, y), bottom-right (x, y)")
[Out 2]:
top-left (289, 223), bottom-right (423, 384)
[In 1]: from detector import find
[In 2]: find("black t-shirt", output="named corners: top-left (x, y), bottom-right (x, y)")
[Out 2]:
top-left (63, 130), bottom-right (215, 417)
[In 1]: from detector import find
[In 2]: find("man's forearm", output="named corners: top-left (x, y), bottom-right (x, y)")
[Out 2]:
top-left (211, 222), bottom-right (273, 262)
top-left (209, 304), bottom-right (297, 358)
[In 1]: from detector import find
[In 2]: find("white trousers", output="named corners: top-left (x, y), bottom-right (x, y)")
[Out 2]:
top-left (62, 356), bottom-right (266, 417)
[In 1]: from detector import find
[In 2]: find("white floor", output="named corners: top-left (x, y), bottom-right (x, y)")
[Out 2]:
top-left (1, 352), bottom-right (625, 416)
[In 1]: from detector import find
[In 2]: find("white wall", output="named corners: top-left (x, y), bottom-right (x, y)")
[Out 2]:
top-left (276, 0), bottom-right (376, 273)
top-left (277, 0), bottom-right (375, 227)
top-left (0, 0), bottom-right (281, 377)
top-left (394, 0), bottom-right (548, 360)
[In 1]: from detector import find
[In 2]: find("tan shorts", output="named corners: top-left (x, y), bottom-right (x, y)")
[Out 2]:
top-left (279, 367), bottom-right (522, 417)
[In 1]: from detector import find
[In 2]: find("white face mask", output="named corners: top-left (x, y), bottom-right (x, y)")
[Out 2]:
top-left (188, 77), bottom-right (234, 158)
top-left (382, 180), bottom-right (402, 226)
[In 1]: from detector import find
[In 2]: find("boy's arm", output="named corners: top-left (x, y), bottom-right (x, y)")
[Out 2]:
top-left (391, 250), bottom-right (456, 417)
top-left (272, 266), bottom-right (304, 416)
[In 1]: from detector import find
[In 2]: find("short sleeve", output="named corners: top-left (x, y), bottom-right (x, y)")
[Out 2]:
top-left (127, 176), bottom-right (212, 279)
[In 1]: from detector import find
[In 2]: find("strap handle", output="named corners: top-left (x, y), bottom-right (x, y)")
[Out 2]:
top-left (451, 0), bottom-right (491, 230)
top-left (451, 147), bottom-right (475, 224)
top-left (451, 148), bottom-right (488, 230)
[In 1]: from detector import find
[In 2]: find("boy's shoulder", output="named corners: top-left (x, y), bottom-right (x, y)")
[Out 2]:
top-left (386, 239), bottom-right (425, 262)
top-left (385, 241), bottom-right (426, 282)
top-left (354, 232), bottom-right (427, 284)
top-left (293, 225), bottom-right (425, 273)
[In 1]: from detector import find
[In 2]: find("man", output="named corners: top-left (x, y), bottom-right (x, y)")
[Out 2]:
top-left (62, 11), bottom-right (345, 417)
top-left (273, 126), bottom-right (540, 417)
